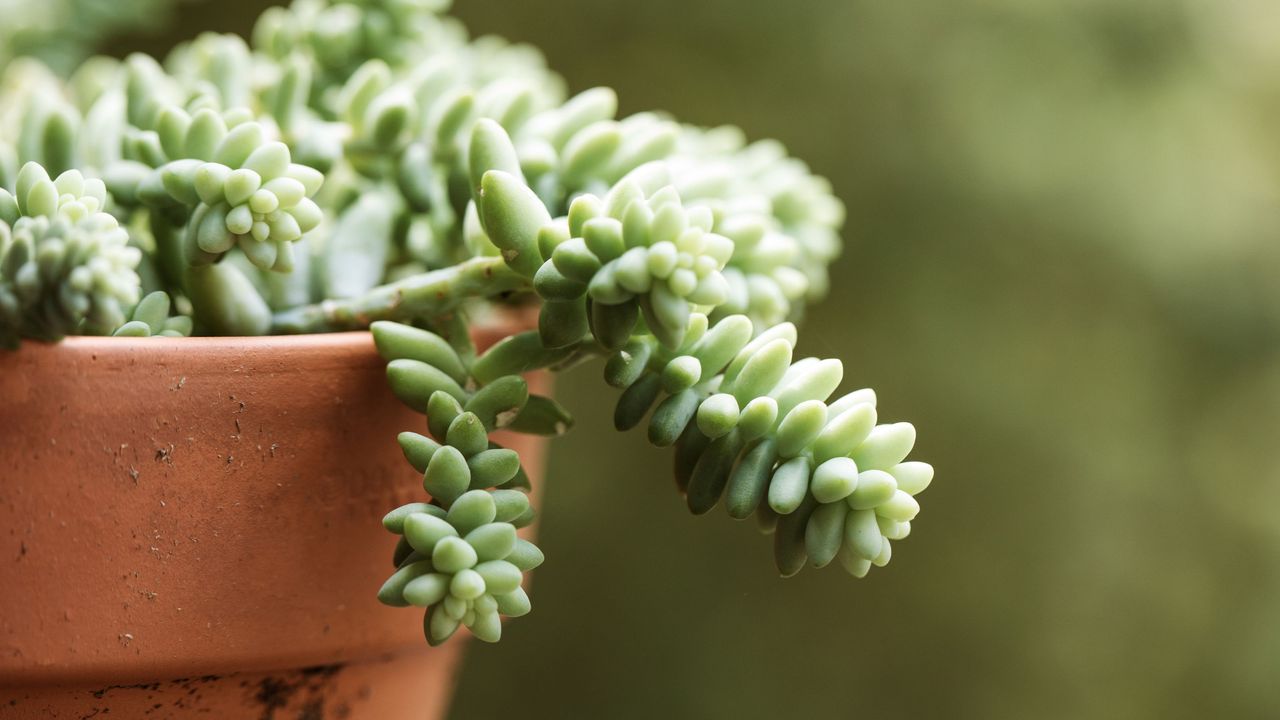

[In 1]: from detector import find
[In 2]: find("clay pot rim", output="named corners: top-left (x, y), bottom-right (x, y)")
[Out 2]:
top-left (50, 331), bottom-right (381, 352)
top-left (43, 304), bottom-right (538, 353)
top-left (55, 330), bottom-right (373, 351)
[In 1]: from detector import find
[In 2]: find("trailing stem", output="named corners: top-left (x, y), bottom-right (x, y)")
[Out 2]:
top-left (271, 256), bottom-right (530, 333)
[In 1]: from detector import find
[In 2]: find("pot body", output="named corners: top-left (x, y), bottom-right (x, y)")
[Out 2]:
top-left (0, 324), bottom-right (547, 719)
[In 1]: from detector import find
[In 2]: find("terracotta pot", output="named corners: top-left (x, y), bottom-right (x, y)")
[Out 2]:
top-left (0, 318), bottom-right (547, 719)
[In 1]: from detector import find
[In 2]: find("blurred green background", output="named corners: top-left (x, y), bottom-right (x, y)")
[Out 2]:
top-left (99, 0), bottom-right (1280, 717)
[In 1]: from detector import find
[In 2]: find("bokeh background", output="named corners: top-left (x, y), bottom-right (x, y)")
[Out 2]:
top-left (47, 0), bottom-right (1280, 716)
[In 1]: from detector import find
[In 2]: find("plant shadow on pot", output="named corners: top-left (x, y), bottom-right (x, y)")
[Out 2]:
top-left (0, 317), bottom-right (548, 719)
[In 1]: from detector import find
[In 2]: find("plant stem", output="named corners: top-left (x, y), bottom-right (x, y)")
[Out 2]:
top-left (270, 256), bottom-right (531, 333)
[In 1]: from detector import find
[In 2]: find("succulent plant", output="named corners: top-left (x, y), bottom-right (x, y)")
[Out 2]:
top-left (141, 126), bottom-right (325, 272)
top-left (0, 163), bottom-right (140, 347)
top-left (380, 482), bottom-right (541, 645)
top-left (111, 290), bottom-right (192, 337)
top-left (0, 0), bottom-right (935, 647)
top-left (0, 0), bottom-right (177, 75)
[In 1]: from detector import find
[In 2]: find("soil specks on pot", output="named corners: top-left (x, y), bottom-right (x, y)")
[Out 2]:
top-left (91, 681), bottom-right (161, 699)
top-left (252, 663), bottom-right (345, 720)
top-left (154, 444), bottom-right (174, 465)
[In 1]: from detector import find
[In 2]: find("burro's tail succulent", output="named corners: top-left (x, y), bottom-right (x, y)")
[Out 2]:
top-left (481, 119), bottom-right (920, 571)
top-left (111, 290), bottom-right (192, 337)
top-left (360, 119), bottom-right (933, 643)
top-left (137, 120), bottom-right (325, 272)
top-left (0, 0), bottom-right (936, 648)
top-left (0, 163), bottom-right (141, 347)
top-left (371, 319), bottom-right (554, 645)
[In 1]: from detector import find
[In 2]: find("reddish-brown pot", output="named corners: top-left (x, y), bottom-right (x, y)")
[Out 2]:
top-left (0, 319), bottom-right (547, 719)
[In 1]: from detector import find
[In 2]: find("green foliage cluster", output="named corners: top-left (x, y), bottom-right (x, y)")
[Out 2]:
top-left (462, 118), bottom-right (933, 578)
top-left (366, 317), bottom-right (561, 642)
top-left (0, 0), bottom-right (176, 74)
top-left (0, 0), bottom-right (845, 339)
top-left (111, 290), bottom-right (192, 337)
top-left (0, 164), bottom-right (140, 347)
top-left (0, 0), bottom-right (934, 647)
